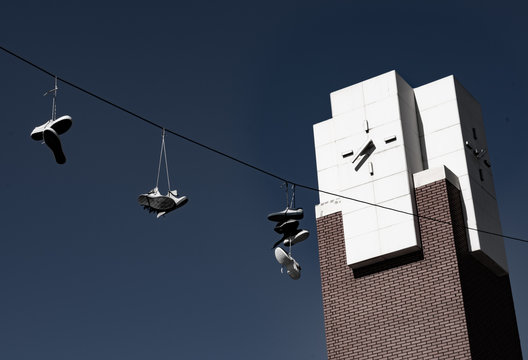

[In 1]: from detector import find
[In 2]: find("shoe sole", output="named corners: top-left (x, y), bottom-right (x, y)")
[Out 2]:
top-left (137, 195), bottom-right (175, 211)
top-left (31, 115), bottom-right (72, 141)
top-left (43, 128), bottom-right (66, 164)
top-left (138, 195), bottom-right (188, 218)
top-left (283, 229), bottom-right (310, 247)
top-left (274, 247), bottom-right (301, 280)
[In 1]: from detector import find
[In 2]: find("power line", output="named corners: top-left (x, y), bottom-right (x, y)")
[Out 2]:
top-left (1, 45), bottom-right (526, 244)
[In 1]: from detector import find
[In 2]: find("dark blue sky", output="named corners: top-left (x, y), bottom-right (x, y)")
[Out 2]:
top-left (1, 1), bottom-right (526, 358)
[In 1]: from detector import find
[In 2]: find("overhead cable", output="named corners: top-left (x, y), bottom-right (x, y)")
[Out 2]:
top-left (1, 45), bottom-right (526, 244)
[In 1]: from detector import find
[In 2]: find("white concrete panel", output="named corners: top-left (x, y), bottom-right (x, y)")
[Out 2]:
top-left (376, 195), bottom-right (415, 229)
top-left (404, 144), bottom-right (424, 175)
top-left (379, 220), bottom-right (419, 255)
top-left (340, 182), bottom-right (375, 213)
top-left (467, 228), bottom-right (482, 252)
top-left (342, 206), bottom-right (378, 237)
top-left (315, 142), bottom-right (338, 171)
top-left (373, 171), bottom-right (412, 203)
top-left (338, 159), bottom-right (373, 189)
top-left (422, 124), bottom-right (464, 160)
top-left (419, 100), bottom-right (461, 135)
top-left (330, 83), bottom-right (364, 117)
top-left (427, 149), bottom-right (469, 178)
top-left (395, 73), bottom-right (416, 108)
top-left (317, 166), bottom-right (339, 203)
top-left (333, 107), bottom-right (366, 140)
top-left (362, 70), bottom-right (398, 105)
top-left (370, 146), bottom-right (408, 180)
top-left (414, 75), bottom-right (457, 110)
top-left (457, 174), bottom-right (472, 195)
top-left (313, 119), bottom-right (335, 147)
top-left (365, 95), bottom-right (401, 129)
top-left (399, 99), bottom-right (420, 136)
top-left (345, 231), bottom-right (380, 266)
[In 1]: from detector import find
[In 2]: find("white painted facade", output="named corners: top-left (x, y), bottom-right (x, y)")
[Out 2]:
top-left (314, 71), bottom-right (508, 273)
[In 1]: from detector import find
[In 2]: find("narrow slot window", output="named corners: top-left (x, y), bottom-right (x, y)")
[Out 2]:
top-left (384, 135), bottom-right (397, 144)
top-left (342, 150), bottom-right (354, 158)
top-left (472, 128), bottom-right (477, 140)
top-left (479, 169), bottom-right (484, 181)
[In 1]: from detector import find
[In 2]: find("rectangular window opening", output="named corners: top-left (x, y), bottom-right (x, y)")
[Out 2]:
top-left (342, 150), bottom-right (354, 158)
top-left (384, 135), bottom-right (397, 144)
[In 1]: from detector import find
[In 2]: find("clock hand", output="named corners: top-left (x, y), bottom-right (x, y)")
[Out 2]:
top-left (352, 139), bottom-right (374, 164)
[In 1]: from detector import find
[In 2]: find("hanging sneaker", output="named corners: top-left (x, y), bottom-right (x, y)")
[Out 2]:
top-left (138, 187), bottom-right (161, 207)
top-left (272, 228), bottom-right (309, 249)
top-left (31, 115), bottom-right (72, 141)
top-left (154, 191), bottom-right (188, 218)
top-left (274, 247), bottom-right (301, 280)
top-left (273, 219), bottom-right (299, 234)
top-left (43, 128), bottom-right (66, 164)
top-left (283, 229), bottom-right (310, 247)
top-left (167, 190), bottom-right (188, 209)
top-left (138, 187), bottom-right (173, 211)
top-left (267, 207), bottom-right (304, 222)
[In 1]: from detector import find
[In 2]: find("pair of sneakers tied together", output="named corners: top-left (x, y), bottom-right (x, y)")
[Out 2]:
top-left (138, 187), bottom-right (188, 218)
top-left (268, 207), bottom-right (309, 280)
top-left (138, 129), bottom-right (188, 218)
top-left (31, 115), bottom-right (72, 164)
top-left (31, 79), bottom-right (72, 164)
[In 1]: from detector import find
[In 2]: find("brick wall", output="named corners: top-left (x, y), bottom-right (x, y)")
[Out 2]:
top-left (316, 179), bottom-right (522, 359)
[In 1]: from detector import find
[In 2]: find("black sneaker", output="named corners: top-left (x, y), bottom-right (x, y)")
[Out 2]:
top-left (273, 219), bottom-right (299, 234)
top-left (43, 128), bottom-right (66, 164)
top-left (267, 207), bottom-right (304, 222)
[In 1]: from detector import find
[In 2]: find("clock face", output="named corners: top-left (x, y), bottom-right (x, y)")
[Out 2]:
top-left (314, 71), bottom-right (424, 268)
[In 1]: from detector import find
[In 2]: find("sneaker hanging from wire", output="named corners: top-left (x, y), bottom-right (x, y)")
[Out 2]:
top-left (138, 129), bottom-right (188, 217)
top-left (274, 247), bottom-right (301, 280)
top-left (30, 77), bottom-right (72, 164)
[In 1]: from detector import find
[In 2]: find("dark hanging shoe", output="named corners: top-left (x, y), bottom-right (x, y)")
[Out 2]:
top-left (283, 229), bottom-right (310, 247)
top-left (267, 207), bottom-right (304, 222)
top-left (43, 128), bottom-right (66, 164)
top-left (273, 219), bottom-right (299, 234)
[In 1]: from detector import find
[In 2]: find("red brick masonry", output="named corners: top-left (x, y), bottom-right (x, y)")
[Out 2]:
top-left (316, 179), bottom-right (522, 359)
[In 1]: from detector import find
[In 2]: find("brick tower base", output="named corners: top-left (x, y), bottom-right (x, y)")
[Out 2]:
top-left (316, 175), bottom-right (522, 359)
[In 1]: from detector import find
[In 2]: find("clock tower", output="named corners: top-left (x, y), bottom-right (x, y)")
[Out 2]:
top-left (314, 71), bottom-right (522, 359)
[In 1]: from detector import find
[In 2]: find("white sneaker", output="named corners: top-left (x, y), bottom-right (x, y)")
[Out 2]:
top-left (138, 188), bottom-right (188, 217)
top-left (167, 190), bottom-right (188, 209)
top-left (31, 115), bottom-right (72, 141)
top-left (138, 187), bottom-right (162, 207)
top-left (274, 247), bottom-right (301, 280)
top-left (155, 190), bottom-right (188, 218)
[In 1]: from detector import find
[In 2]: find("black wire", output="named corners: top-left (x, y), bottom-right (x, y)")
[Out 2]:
top-left (298, 184), bottom-right (528, 243)
top-left (1, 45), bottom-right (526, 244)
